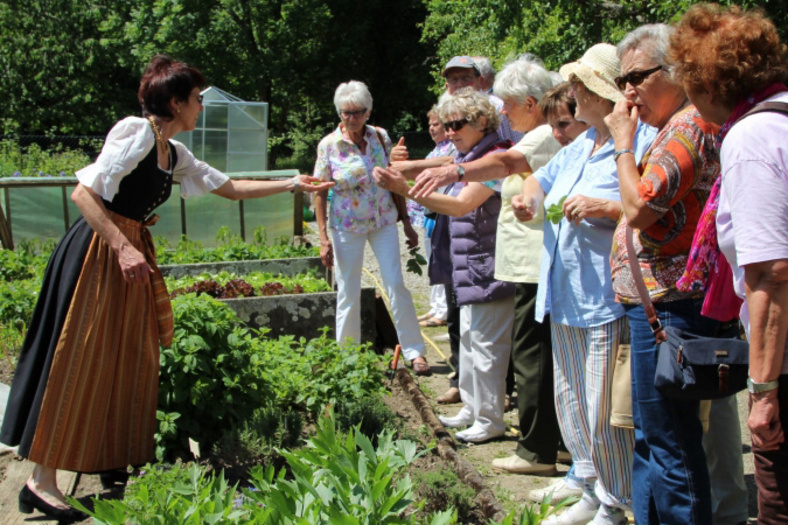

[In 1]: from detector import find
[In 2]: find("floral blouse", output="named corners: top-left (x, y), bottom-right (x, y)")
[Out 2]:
top-left (314, 124), bottom-right (397, 234)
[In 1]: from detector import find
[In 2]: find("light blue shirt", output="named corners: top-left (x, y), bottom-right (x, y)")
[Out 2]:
top-left (534, 123), bottom-right (656, 327)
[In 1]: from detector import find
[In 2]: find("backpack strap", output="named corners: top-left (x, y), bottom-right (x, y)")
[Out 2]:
top-left (738, 101), bottom-right (788, 121)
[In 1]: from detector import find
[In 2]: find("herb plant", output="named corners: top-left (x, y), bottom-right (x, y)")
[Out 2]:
top-left (155, 226), bottom-right (318, 264)
top-left (405, 246), bottom-right (428, 276)
top-left (545, 195), bottom-right (568, 224)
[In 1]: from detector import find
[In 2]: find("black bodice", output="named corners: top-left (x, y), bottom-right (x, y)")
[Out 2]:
top-left (102, 143), bottom-right (177, 222)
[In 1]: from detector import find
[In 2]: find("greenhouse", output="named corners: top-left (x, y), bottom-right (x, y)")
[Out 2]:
top-left (0, 87), bottom-right (298, 248)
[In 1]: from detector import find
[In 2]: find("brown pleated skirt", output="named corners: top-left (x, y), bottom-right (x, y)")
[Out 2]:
top-left (26, 212), bottom-right (172, 472)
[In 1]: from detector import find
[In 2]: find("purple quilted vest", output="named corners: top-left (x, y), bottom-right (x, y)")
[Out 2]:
top-left (448, 186), bottom-right (514, 306)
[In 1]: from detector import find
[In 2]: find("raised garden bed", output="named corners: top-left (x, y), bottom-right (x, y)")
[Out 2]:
top-left (161, 258), bottom-right (375, 344)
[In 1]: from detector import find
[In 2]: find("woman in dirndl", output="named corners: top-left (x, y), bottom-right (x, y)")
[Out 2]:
top-left (0, 54), bottom-right (331, 523)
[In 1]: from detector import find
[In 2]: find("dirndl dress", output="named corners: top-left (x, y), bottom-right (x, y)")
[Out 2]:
top-left (0, 142), bottom-right (177, 472)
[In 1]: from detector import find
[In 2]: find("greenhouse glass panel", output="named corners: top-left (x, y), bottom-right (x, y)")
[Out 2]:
top-left (204, 131), bottom-right (227, 172)
top-left (205, 104), bottom-right (228, 129)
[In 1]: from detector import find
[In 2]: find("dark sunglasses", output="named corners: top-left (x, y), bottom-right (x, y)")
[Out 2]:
top-left (443, 118), bottom-right (469, 132)
top-left (615, 65), bottom-right (663, 91)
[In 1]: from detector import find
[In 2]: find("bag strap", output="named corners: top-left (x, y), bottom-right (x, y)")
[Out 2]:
top-left (738, 101), bottom-right (788, 121)
top-left (625, 226), bottom-right (667, 343)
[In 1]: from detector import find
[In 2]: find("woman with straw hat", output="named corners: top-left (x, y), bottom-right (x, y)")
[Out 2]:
top-left (512, 43), bottom-right (655, 525)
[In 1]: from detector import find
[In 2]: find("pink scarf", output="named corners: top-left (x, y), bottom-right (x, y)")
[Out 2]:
top-left (677, 83), bottom-right (788, 321)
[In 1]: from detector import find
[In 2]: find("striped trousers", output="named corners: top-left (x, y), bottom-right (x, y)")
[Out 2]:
top-left (551, 317), bottom-right (634, 509)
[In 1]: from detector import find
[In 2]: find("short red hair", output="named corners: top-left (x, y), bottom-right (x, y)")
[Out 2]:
top-left (669, 3), bottom-right (787, 108)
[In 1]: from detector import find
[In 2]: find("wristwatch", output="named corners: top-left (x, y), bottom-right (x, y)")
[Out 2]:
top-left (747, 377), bottom-right (779, 394)
top-left (456, 164), bottom-right (465, 182)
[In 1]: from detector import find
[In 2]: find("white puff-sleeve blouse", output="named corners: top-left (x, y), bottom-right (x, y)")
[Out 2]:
top-left (76, 117), bottom-right (229, 201)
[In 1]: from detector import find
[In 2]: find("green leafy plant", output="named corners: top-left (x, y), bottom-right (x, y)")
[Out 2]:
top-left (546, 196), bottom-right (568, 224)
top-left (155, 226), bottom-right (317, 264)
top-left (72, 418), bottom-right (456, 525)
top-left (495, 495), bottom-right (580, 525)
top-left (259, 330), bottom-right (389, 416)
top-left (405, 246), bottom-right (428, 276)
top-left (242, 414), bottom-right (455, 524)
top-left (158, 298), bottom-right (386, 459)
top-left (156, 295), bottom-right (269, 460)
top-left (165, 269), bottom-right (331, 299)
top-left (70, 462), bottom-right (249, 525)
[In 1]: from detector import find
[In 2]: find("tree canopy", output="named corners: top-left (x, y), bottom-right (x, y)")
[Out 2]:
top-left (2, 0), bottom-right (787, 167)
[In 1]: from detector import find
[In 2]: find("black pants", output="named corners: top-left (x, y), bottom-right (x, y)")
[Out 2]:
top-left (511, 282), bottom-right (560, 464)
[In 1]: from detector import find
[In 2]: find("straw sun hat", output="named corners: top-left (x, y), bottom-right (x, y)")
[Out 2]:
top-left (559, 43), bottom-right (623, 103)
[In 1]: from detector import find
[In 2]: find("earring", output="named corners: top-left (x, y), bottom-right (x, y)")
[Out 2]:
top-left (177, 108), bottom-right (181, 114)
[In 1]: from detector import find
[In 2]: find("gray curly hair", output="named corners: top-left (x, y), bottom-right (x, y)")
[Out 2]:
top-left (436, 88), bottom-right (500, 134)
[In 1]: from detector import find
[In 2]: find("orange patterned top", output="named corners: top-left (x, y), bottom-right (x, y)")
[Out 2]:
top-left (611, 105), bottom-right (720, 303)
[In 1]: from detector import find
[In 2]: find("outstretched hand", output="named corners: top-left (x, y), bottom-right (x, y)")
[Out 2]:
top-left (410, 165), bottom-right (455, 199)
top-left (372, 166), bottom-right (410, 196)
top-left (296, 174), bottom-right (334, 193)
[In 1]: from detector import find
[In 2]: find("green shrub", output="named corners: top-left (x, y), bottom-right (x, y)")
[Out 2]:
top-left (0, 139), bottom-right (96, 178)
top-left (260, 330), bottom-right (389, 416)
top-left (158, 297), bottom-right (386, 460)
top-left (211, 406), bottom-right (303, 472)
top-left (413, 465), bottom-right (477, 523)
top-left (156, 295), bottom-right (269, 460)
top-left (335, 396), bottom-right (402, 445)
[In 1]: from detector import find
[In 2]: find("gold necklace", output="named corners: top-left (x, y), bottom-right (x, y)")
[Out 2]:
top-left (147, 116), bottom-right (170, 156)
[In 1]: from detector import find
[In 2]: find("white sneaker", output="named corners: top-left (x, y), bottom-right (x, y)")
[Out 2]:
top-left (455, 425), bottom-right (505, 443)
top-left (588, 504), bottom-right (627, 525)
top-left (542, 497), bottom-right (599, 525)
top-left (438, 409), bottom-right (473, 428)
top-left (528, 477), bottom-right (584, 503)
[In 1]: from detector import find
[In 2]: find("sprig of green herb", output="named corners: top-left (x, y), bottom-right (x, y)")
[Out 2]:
top-left (546, 195), bottom-right (568, 224)
top-left (405, 246), bottom-right (428, 276)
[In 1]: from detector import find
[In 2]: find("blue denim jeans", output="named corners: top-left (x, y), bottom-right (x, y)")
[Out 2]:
top-left (625, 298), bottom-right (736, 525)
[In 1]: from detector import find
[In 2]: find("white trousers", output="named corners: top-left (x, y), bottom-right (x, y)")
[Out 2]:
top-left (422, 227), bottom-right (447, 320)
top-left (457, 295), bottom-right (514, 433)
top-left (331, 223), bottom-right (425, 360)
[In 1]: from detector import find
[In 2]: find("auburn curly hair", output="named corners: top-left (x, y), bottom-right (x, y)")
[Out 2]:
top-left (669, 3), bottom-right (787, 108)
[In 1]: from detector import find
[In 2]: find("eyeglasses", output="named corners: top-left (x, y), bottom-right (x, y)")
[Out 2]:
top-left (615, 65), bottom-right (664, 90)
top-left (446, 74), bottom-right (476, 86)
top-left (340, 108), bottom-right (367, 119)
top-left (443, 118), bottom-right (470, 132)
